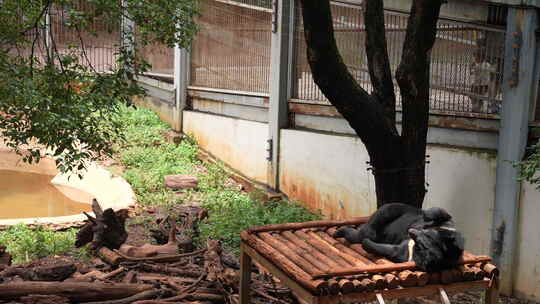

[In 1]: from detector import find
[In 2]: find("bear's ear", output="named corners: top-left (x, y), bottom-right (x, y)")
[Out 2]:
top-left (423, 207), bottom-right (452, 224)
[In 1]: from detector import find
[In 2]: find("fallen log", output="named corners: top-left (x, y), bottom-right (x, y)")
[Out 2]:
top-left (79, 289), bottom-right (165, 304)
top-left (98, 247), bottom-right (125, 266)
top-left (20, 294), bottom-right (70, 304)
top-left (164, 174), bottom-right (198, 190)
top-left (0, 282), bottom-right (153, 302)
top-left (139, 263), bottom-right (203, 278)
top-left (154, 292), bottom-right (225, 303)
top-left (1, 262), bottom-right (76, 281)
top-left (123, 270), bottom-right (138, 283)
top-left (119, 223), bottom-right (179, 258)
top-left (67, 270), bottom-right (106, 282)
top-left (68, 267), bottom-right (126, 282)
top-left (113, 248), bottom-right (206, 263)
top-left (138, 273), bottom-right (199, 285)
top-left (132, 301), bottom-right (211, 304)
top-left (186, 293), bottom-right (225, 302)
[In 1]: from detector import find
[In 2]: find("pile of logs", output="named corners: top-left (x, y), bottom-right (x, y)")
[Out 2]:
top-left (0, 201), bottom-right (293, 304)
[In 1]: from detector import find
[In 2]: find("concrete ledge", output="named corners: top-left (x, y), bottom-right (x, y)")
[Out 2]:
top-left (0, 148), bottom-right (135, 226)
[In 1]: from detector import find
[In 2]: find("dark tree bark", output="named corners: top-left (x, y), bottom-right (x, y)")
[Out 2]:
top-left (299, 0), bottom-right (444, 208)
top-left (76, 199), bottom-right (129, 250)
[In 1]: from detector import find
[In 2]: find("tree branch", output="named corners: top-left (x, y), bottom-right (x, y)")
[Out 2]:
top-left (364, 0), bottom-right (396, 125)
top-left (299, 0), bottom-right (399, 156)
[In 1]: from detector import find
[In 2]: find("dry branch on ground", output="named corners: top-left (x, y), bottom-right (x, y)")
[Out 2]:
top-left (0, 204), bottom-right (293, 304)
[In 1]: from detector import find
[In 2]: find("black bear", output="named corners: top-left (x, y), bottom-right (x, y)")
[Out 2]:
top-left (333, 203), bottom-right (464, 272)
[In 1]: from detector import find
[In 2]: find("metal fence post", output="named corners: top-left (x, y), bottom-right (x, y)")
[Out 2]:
top-left (121, 1), bottom-right (135, 64)
top-left (174, 46), bottom-right (190, 132)
top-left (267, 0), bottom-right (294, 190)
top-left (44, 8), bottom-right (52, 62)
top-left (491, 7), bottom-right (538, 295)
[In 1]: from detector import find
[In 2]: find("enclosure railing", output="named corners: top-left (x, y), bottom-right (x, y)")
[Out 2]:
top-left (16, 0), bottom-right (518, 118)
top-left (137, 28), bottom-right (175, 79)
top-left (188, 0), bottom-right (273, 95)
top-left (290, 0), bottom-right (506, 116)
top-left (49, 2), bottom-right (120, 73)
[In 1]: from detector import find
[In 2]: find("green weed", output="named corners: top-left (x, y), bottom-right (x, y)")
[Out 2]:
top-left (0, 224), bottom-right (90, 264)
top-left (198, 188), bottom-right (320, 254)
top-left (115, 105), bottom-right (199, 206)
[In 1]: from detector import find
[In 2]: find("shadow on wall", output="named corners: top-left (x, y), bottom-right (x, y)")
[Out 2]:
top-left (424, 146), bottom-right (497, 255)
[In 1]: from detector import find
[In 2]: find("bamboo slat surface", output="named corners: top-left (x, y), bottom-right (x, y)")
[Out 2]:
top-left (241, 219), bottom-right (498, 296)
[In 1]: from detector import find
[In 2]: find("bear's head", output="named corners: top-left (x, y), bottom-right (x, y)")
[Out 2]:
top-left (408, 224), bottom-right (465, 272)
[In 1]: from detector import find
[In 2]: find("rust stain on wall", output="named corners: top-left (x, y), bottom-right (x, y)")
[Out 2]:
top-left (280, 169), bottom-right (374, 220)
top-left (429, 116), bottom-right (498, 132)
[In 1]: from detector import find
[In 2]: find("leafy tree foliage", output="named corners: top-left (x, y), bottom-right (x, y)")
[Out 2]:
top-left (518, 135), bottom-right (540, 190)
top-left (0, 0), bottom-right (198, 174)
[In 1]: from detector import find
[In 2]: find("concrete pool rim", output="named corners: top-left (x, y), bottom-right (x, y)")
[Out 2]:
top-left (0, 146), bottom-right (135, 226)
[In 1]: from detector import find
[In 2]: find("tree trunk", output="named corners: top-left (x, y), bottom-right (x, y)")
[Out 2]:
top-left (299, 0), bottom-right (444, 208)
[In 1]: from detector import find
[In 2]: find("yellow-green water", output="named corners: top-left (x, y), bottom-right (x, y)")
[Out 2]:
top-left (0, 170), bottom-right (92, 219)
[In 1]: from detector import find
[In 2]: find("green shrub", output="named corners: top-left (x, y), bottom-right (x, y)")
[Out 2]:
top-left (517, 136), bottom-right (540, 190)
top-left (0, 224), bottom-right (88, 264)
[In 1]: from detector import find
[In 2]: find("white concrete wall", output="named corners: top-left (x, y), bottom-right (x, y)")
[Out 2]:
top-left (422, 146), bottom-right (497, 255)
top-left (279, 129), bottom-right (497, 255)
top-left (133, 96), bottom-right (180, 131)
top-left (174, 110), bottom-right (540, 301)
top-left (515, 182), bottom-right (540, 300)
top-left (279, 129), bottom-right (377, 220)
top-left (183, 111), bottom-right (268, 184)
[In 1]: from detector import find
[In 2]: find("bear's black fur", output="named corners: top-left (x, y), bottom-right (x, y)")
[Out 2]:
top-left (333, 203), bottom-right (464, 272)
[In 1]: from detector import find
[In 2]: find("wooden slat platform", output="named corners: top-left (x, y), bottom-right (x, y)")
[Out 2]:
top-left (240, 218), bottom-right (499, 304)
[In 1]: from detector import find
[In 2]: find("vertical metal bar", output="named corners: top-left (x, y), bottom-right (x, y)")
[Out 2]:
top-left (45, 7), bottom-right (52, 63)
top-left (287, 3), bottom-right (296, 100)
top-left (174, 46), bottom-right (190, 132)
top-left (121, 0), bottom-right (135, 70)
top-left (491, 7), bottom-right (538, 295)
top-left (267, 0), bottom-right (293, 190)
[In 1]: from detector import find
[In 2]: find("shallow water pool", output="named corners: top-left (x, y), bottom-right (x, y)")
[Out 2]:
top-left (0, 170), bottom-right (92, 219)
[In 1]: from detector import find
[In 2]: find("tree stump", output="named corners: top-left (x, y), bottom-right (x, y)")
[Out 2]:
top-left (76, 199), bottom-right (129, 250)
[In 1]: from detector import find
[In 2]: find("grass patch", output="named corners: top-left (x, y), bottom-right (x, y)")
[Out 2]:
top-left (115, 105), bottom-right (199, 206)
top-left (115, 105), bottom-right (320, 254)
top-left (0, 224), bottom-right (90, 264)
